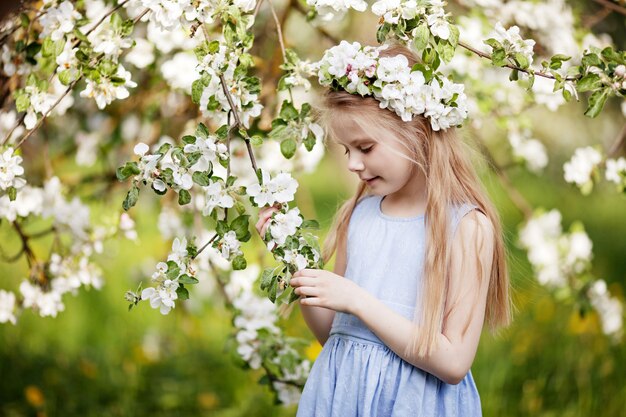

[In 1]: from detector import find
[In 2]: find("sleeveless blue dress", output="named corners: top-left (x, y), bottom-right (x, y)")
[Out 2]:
top-left (296, 194), bottom-right (482, 417)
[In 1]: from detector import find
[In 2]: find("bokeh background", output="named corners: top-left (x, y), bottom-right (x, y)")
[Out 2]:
top-left (2, 0), bottom-right (626, 416)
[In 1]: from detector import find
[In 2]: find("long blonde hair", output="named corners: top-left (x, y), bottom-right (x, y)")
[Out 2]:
top-left (319, 44), bottom-right (510, 358)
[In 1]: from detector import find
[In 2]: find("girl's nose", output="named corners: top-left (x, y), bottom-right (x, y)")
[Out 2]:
top-left (347, 154), bottom-right (365, 172)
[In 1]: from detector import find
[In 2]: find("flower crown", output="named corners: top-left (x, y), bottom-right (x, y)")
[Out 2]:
top-left (316, 41), bottom-right (468, 131)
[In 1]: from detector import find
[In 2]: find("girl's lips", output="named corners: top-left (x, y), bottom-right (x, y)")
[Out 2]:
top-left (366, 176), bottom-right (380, 185)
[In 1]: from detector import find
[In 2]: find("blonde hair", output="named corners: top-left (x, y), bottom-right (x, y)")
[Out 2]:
top-left (319, 44), bottom-right (510, 358)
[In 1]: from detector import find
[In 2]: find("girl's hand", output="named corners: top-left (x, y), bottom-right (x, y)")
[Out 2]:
top-left (254, 205), bottom-right (280, 238)
top-left (290, 269), bottom-right (365, 315)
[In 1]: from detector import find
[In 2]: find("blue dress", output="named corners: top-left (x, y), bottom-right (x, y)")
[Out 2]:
top-left (296, 195), bottom-right (482, 417)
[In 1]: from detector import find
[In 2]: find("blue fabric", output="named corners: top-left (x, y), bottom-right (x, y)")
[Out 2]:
top-left (297, 194), bottom-right (482, 417)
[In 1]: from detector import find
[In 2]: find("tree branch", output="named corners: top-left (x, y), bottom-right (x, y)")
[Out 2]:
top-left (593, 0), bottom-right (626, 16)
top-left (608, 122), bottom-right (626, 158)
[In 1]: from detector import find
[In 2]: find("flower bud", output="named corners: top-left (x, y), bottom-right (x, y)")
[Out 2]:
top-left (615, 65), bottom-right (626, 78)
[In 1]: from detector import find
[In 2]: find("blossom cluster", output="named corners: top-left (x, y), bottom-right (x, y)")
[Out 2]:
top-left (488, 22), bottom-right (536, 67)
top-left (518, 210), bottom-right (623, 340)
top-left (246, 169), bottom-right (298, 208)
top-left (317, 41), bottom-right (468, 130)
top-left (588, 280), bottom-right (623, 341)
top-left (194, 42), bottom-right (263, 129)
top-left (140, 237), bottom-right (196, 315)
top-left (0, 147), bottom-right (26, 196)
top-left (506, 124), bottom-right (548, 173)
top-left (306, 0), bottom-right (367, 21)
top-left (372, 0), bottom-right (452, 40)
top-left (0, 173), bottom-right (136, 324)
top-left (605, 157), bottom-right (626, 193)
top-left (563, 146), bottom-right (602, 194)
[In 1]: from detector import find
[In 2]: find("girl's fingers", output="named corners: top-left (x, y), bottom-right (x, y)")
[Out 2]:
top-left (255, 207), bottom-right (279, 235)
top-left (294, 286), bottom-right (320, 297)
top-left (290, 277), bottom-right (318, 287)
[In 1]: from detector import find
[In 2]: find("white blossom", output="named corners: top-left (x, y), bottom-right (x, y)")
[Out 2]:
top-left (39, 1), bottom-right (82, 41)
top-left (141, 279), bottom-right (179, 315)
top-left (161, 52), bottom-right (200, 92)
top-left (119, 213), bottom-right (138, 240)
top-left (202, 180), bottom-right (234, 216)
top-left (125, 38), bottom-right (156, 69)
top-left (246, 169), bottom-right (299, 207)
top-left (605, 157), bottom-right (626, 186)
top-left (0, 290), bottom-right (17, 324)
top-left (306, 0), bottom-right (367, 21)
top-left (268, 208), bottom-right (303, 246)
top-left (219, 231), bottom-right (243, 260)
top-left (80, 65), bottom-right (137, 109)
top-left (588, 280), bottom-right (623, 340)
top-left (0, 147), bottom-right (26, 191)
top-left (490, 22), bottom-right (535, 66)
top-left (563, 146), bottom-right (602, 187)
top-left (507, 126), bottom-right (548, 173)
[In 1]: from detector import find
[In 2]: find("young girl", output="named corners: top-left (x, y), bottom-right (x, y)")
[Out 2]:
top-left (255, 43), bottom-right (510, 416)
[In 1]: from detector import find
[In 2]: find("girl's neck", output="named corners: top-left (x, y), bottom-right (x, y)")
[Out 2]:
top-left (380, 173), bottom-right (428, 218)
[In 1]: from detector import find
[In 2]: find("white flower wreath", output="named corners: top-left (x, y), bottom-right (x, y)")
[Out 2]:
top-left (316, 41), bottom-right (468, 131)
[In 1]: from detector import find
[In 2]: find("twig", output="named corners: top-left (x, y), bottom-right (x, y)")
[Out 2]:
top-left (458, 41), bottom-right (578, 82)
top-left (290, 0), bottom-right (339, 44)
top-left (268, 0), bottom-right (287, 62)
top-left (583, 6), bottom-right (613, 28)
top-left (472, 136), bottom-right (534, 219)
top-left (253, 0), bottom-right (265, 18)
top-left (1, 114), bottom-right (25, 146)
top-left (14, 78), bottom-right (79, 150)
top-left (12, 220), bottom-right (37, 268)
top-left (218, 74), bottom-right (259, 173)
top-left (593, 0), bottom-right (626, 16)
top-left (607, 122), bottom-right (626, 158)
top-left (82, 0), bottom-right (130, 39)
top-left (192, 233), bottom-right (219, 261)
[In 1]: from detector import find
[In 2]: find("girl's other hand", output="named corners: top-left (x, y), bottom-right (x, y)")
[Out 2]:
top-left (254, 205), bottom-right (280, 238)
top-left (290, 269), bottom-right (366, 315)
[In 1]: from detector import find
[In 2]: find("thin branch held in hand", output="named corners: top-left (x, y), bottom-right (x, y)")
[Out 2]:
top-left (218, 74), bottom-right (259, 173)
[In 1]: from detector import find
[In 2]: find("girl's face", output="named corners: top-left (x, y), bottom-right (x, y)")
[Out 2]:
top-left (332, 113), bottom-right (424, 199)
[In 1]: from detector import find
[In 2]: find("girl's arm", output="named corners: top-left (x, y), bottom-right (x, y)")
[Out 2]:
top-left (352, 211), bottom-right (494, 384)
top-left (299, 236), bottom-right (346, 345)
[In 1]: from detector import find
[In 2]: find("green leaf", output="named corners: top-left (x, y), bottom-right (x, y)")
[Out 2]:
top-left (15, 93), bottom-right (30, 113)
top-left (215, 124), bottom-right (229, 139)
top-left (195, 123), bottom-right (209, 138)
top-left (279, 101), bottom-right (299, 120)
top-left (191, 79), bottom-right (204, 104)
top-left (448, 25), bottom-right (460, 49)
top-left (280, 138), bottom-right (297, 159)
top-left (269, 124), bottom-right (289, 140)
top-left (301, 219), bottom-right (319, 230)
top-left (230, 215), bottom-right (250, 240)
top-left (260, 268), bottom-right (274, 291)
top-left (25, 42), bottom-right (41, 59)
top-left (42, 37), bottom-right (55, 57)
top-left (376, 23), bottom-right (391, 44)
top-left (581, 53), bottom-right (602, 68)
top-left (157, 143), bottom-right (172, 155)
top-left (192, 171), bottom-right (211, 186)
top-left (514, 53), bottom-right (529, 69)
top-left (232, 255), bottom-right (247, 270)
top-left (178, 274), bottom-right (199, 284)
top-left (509, 69), bottom-right (519, 81)
top-left (491, 49), bottom-right (507, 67)
top-left (584, 88), bottom-right (610, 118)
top-left (116, 161), bottom-right (141, 181)
top-left (123, 185), bottom-right (140, 211)
top-left (414, 24), bottom-right (430, 52)
top-left (250, 135), bottom-right (263, 146)
top-left (268, 280), bottom-right (278, 303)
top-left (58, 69), bottom-right (74, 86)
top-left (576, 74), bottom-right (602, 92)
top-left (178, 189), bottom-right (191, 205)
top-left (7, 186), bottom-right (16, 201)
top-left (176, 285), bottom-right (190, 300)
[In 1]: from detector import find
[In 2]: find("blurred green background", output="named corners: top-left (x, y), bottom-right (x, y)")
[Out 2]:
top-left (2, 137), bottom-right (626, 416)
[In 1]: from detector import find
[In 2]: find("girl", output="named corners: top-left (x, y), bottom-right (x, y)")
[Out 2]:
top-left (255, 43), bottom-right (510, 416)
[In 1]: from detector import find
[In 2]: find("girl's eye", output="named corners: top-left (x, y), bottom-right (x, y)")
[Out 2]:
top-left (360, 146), bottom-right (373, 154)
